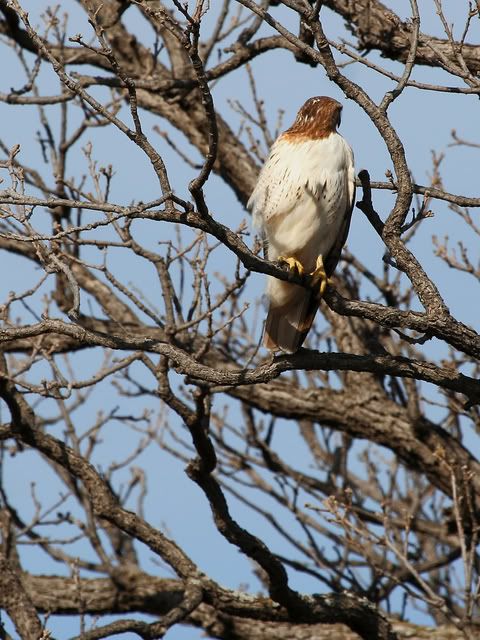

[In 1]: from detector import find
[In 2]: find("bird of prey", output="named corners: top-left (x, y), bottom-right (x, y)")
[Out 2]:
top-left (248, 96), bottom-right (355, 353)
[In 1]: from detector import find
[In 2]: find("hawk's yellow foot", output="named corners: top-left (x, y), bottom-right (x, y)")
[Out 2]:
top-left (278, 255), bottom-right (305, 276)
top-left (310, 255), bottom-right (332, 297)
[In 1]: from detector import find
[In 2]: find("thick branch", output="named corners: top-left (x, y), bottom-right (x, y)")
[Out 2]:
top-left (324, 0), bottom-right (480, 77)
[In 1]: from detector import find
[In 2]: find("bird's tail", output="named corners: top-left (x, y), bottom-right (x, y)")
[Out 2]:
top-left (263, 280), bottom-right (318, 353)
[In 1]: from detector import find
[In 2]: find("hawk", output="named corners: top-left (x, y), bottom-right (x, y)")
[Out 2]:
top-left (248, 96), bottom-right (355, 352)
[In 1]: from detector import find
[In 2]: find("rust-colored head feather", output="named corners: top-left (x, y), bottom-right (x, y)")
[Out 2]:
top-left (282, 96), bottom-right (342, 141)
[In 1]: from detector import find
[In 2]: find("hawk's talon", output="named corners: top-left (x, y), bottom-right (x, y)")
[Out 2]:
top-left (310, 255), bottom-right (331, 298)
top-left (277, 255), bottom-right (305, 276)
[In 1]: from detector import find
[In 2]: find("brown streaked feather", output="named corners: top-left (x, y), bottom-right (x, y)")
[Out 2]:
top-left (324, 183), bottom-right (356, 277)
top-left (282, 96), bottom-right (342, 141)
top-left (263, 284), bottom-right (319, 353)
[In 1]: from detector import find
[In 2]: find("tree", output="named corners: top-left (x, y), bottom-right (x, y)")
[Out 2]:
top-left (0, 1), bottom-right (479, 638)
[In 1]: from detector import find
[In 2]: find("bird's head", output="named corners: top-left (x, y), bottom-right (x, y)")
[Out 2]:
top-left (284, 96), bottom-right (343, 140)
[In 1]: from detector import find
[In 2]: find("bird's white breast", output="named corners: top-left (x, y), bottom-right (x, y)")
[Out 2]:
top-left (248, 132), bottom-right (354, 272)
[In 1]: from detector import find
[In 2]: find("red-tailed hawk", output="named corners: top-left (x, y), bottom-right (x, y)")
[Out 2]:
top-left (248, 96), bottom-right (355, 352)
